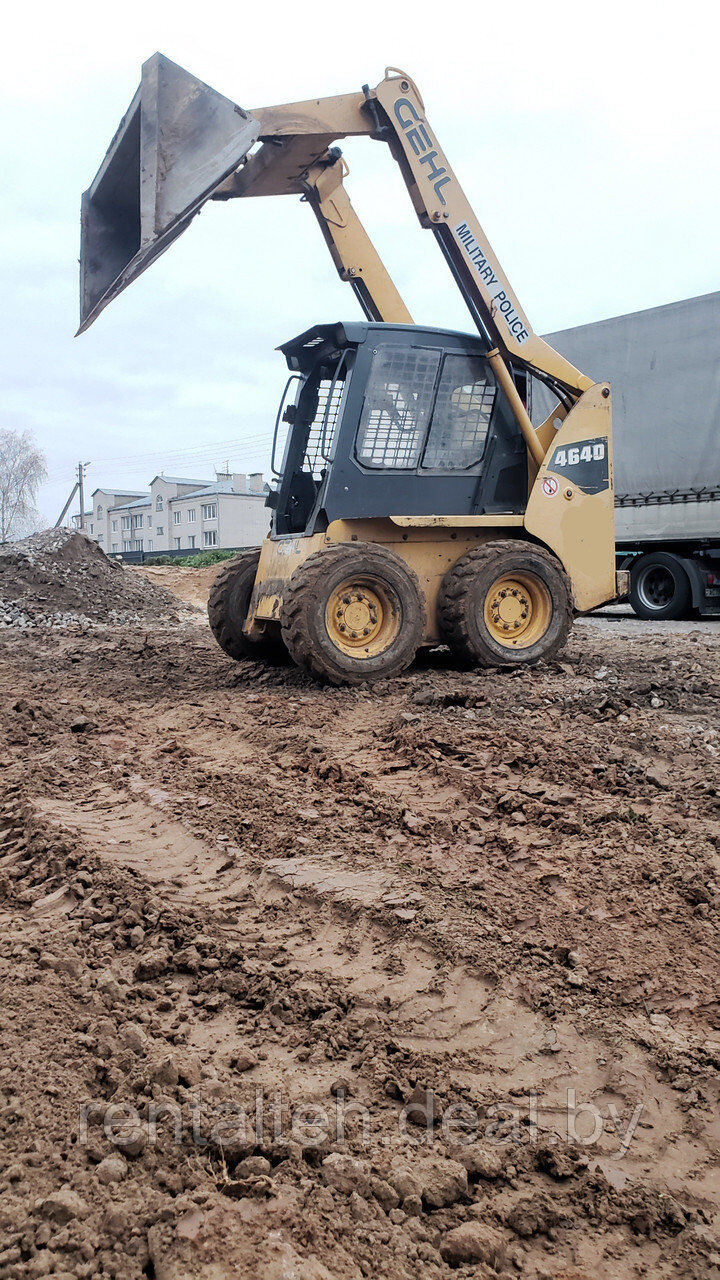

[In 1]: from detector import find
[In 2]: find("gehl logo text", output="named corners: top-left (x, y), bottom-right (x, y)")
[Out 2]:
top-left (393, 97), bottom-right (451, 206)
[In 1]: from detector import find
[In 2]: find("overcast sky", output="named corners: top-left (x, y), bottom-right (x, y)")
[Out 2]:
top-left (3, 0), bottom-right (719, 524)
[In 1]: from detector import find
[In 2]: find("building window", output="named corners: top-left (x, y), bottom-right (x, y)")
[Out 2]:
top-left (188, 535), bottom-right (196, 548)
top-left (147, 515), bottom-right (152, 527)
top-left (97, 533), bottom-right (104, 542)
top-left (90, 523), bottom-right (94, 534)
top-left (156, 496), bottom-right (163, 511)
top-left (173, 510), bottom-right (181, 525)
top-left (133, 539), bottom-right (143, 551)
top-left (146, 539), bottom-right (153, 551)
top-left (203, 530), bottom-right (218, 547)
top-left (174, 537), bottom-right (181, 550)
top-left (112, 543), bottom-right (118, 551)
top-left (133, 514), bottom-right (143, 528)
top-left (201, 503), bottom-right (217, 520)
top-left (111, 520), bottom-right (117, 532)
top-left (122, 540), bottom-right (131, 551)
top-left (121, 516), bottom-right (131, 530)
top-left (97, 505), bottom-right (103, 518)
top-left (156, 526), bottom-right (164, 536)
top-left (187, 509), bottom-right (196, 522)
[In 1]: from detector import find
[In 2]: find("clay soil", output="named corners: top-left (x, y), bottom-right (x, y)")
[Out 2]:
top-left (2, 563), bottom-right (720, 1279)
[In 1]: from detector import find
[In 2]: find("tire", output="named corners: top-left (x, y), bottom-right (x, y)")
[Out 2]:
top-left (438, 540), bottom-right (573, 668)
top-left (280, 542), bottom-right (424, 685)
top-left (207, 551), bottom-right (282, 662)
top-left (629, 552), bottom-right (691, 621)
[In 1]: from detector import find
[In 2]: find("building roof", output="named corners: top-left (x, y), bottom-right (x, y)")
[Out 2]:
top-left (149, 475), bottom-right (208, 487)
top-left (169, 481), bottom-right (233, 500)
top-left (169, 481), bottom-right (267, 501)
top-left (91, 487), bottom-right (146, 499)
top-left (112, 496), bottom-right (151, 511)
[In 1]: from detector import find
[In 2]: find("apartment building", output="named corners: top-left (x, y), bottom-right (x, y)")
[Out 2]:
top-left (74, 490), bottom-right (145, 549)
top-left (85, 473), bottom-right (268, 555)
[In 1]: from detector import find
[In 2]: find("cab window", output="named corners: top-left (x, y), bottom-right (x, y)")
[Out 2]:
top-left (355, 347), bottom-right (441, 469)
top-left (422, 354), bottom-right (496, 470)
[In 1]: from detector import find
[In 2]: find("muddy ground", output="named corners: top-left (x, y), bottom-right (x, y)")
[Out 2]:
top-left (2, 565), bottom-right (720, 1279)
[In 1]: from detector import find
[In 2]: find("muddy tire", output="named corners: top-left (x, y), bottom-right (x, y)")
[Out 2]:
top-left (280, 542), bottom-right (424, 686)
top-left (208, 551), bottom-right (282, 662)
top-left (438, 540), bottom-right (573, 668)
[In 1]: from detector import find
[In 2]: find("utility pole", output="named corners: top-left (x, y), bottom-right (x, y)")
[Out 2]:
top-left (77, 462), bottom-right (90, 530)
top-left (78, 463), bottom-right (85, 530)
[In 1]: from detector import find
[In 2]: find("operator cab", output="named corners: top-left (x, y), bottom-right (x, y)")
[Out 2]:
top-left (267, 321), bottom-right (528, 537)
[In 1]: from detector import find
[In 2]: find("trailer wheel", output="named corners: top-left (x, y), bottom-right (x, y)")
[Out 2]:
top-left (438, 540), bottom-right (573, 668)
top-left (280, 543), bottom-right (424, 685)
top-left (208, 551), bottom-right (283, 662)
top-left (629, 553), bottom-right (691, 621)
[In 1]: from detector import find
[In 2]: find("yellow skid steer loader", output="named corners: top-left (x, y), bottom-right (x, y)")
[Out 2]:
top-left (79, 55), bottom-right (617, 684)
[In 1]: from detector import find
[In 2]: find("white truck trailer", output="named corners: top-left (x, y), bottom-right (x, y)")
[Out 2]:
top-left (534, 291), bottom-right (720, 619)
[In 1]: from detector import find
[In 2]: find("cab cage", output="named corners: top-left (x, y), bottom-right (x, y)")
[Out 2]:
top-left (270, 321), bottom-right (530, 535)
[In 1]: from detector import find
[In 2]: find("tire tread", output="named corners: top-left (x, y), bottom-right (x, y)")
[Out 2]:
top-left (438, 539), bottom-right (573, 667)
top-left (280, 542), bottom-right (423, 685)
top-left (207, 550), bottom-right (279, 662)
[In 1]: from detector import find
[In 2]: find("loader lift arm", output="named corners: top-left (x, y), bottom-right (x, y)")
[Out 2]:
top-left (302, 152), bottom-right (412, 325)
top-left (211, 68), bottom-right (591, 405)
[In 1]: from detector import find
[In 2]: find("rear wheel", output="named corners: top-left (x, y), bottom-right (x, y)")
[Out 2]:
top-left (629, 552), bottom-right (691, 620)
top-left (208, 550), bottom-right (282, 662)
top-left (438, 540), bottom-right (573, 667)
top-left (280, 542), bottom-right (424, 685)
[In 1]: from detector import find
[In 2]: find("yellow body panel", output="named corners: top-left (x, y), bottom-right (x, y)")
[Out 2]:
top-left (524, 385), bottom-right (615, 612)
top-left (389, 514), bottom-right (524, 528)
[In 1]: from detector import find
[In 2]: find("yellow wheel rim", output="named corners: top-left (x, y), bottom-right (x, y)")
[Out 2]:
top-left (483, 572), bottom-right (552, 649)
top-left (325, 576), bottom-right (401, 659)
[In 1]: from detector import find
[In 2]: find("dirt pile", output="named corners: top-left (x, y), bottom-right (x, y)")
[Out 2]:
top-left (0, 529), bottom-right (194, 630)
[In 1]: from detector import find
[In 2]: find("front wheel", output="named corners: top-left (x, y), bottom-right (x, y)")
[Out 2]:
top-left (438, 540), bottom-right (573, 668)
top-left (629, 553), bottom-right (691, 621)
top-left (280, 542), bottom-right (424, 685)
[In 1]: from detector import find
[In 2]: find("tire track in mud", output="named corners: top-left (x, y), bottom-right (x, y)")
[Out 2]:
top-left (33, 773), bottom-right (720, 1210)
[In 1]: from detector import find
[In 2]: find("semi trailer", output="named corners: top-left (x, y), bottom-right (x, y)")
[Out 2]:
top-left (534, 291), bottom-right (720, 621)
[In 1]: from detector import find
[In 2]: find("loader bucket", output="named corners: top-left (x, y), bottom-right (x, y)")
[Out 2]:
top-left (78, 53), bottom-right (260, 333)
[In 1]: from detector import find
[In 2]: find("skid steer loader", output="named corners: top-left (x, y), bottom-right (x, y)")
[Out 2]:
top-left (79, 55), bottom-right (617, 684)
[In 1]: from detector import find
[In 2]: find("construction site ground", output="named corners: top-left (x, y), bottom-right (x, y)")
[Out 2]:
top-left (3, 552), bottom-right (720, 1280)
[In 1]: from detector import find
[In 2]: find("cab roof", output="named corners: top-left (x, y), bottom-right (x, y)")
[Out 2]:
top-left (278, 321), bottom-right (487, 373)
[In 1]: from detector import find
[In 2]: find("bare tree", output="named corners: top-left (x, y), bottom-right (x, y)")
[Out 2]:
top-left (0, 429), bottom-right (48, 542)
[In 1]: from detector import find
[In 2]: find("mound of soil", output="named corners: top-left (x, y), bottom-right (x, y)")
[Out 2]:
top-left (0, 530), bottom-right (191, 630)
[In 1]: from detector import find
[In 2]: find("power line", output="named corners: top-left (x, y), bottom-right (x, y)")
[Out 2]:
top-left (93, 432), bottom-right (274, 468)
